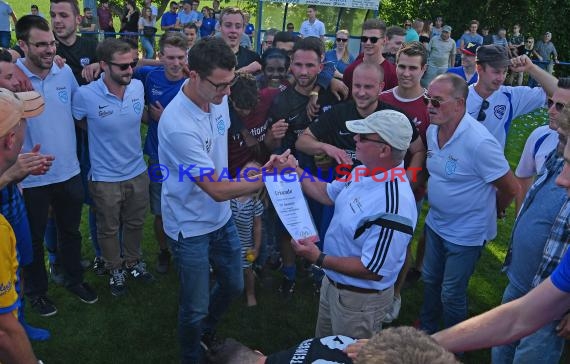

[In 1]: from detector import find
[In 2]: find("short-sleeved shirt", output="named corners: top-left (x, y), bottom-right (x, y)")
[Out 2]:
top-left (17, 61), bottom-right (80, 188)
top-left (552, 249), bottom-right (570, 293)
top-left (135, 66), bottom-right (185, 162)
top-left (300, 19), bottom-right (325, 38)
top-left (158, 81), bottom-right (232, 238)
top-left (324, 50), bottom-right (355, 74)
top-left (72, 74), bottom-right (147, 182)
top-left (177, 10), bottom-right (202, 25)
top-left (509, 34), bottom-right (524, 47)
top-left (492, 35), bottom-right (509, 48)
top-left (0, 1), bottom-right (13, 31)
top-left (56, 35), bottom-right (99, 85)
top-left (380, 87), bottom-right (430, 146)
top-left (460, 33), bottom-right (484, 47)
top-left (447, 66), bottom-right (478, 86)
top-left (161, 11), bottom-right (178, 28)
top-left (324, 163), bottom-right (417, 289)
top-left (427, 36), bottom-right (456, 67)
top-left (236, 46), bottom-right (261, 70)
top-left (467, 85), bottom-right (546, 148)
top-left (515, 125), bottom-right (558, 178)
top-left (266, 335), bottom-right (356, 364)
top-left (0, 214), bottom-right (19, 318)
top-left (97, 7), bottom-right (114, 31)
top-left (343, 54), bottom-right (398, 94)
top-left (425, 112), bottom-right (510, 245)
top-left (200, 17), bottom-right (216, 37)
top-left (79, 16), bottom-right (98, 35)
top-left (405, 28), bottom-right (419, 42)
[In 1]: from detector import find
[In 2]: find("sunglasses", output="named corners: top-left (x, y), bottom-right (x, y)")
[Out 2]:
top-left (547, 98), bottom-right (566, 112)
top-left (477, 100), bottom-right (490, 121)
top-left (360, 36), bottom-right (380, 44)
top-left (203, 74), bottom-right (238, 91)
top-left (358, 134), bottom-right (386, 145)
top-left (336, 38), bottom-right (348, 42)
top-left (108, 61), bottom-right (138, 71)
top-left (423, 96), bottom-right (455, 108)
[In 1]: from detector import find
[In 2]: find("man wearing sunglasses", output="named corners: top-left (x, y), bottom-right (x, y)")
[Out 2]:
top-left (15, 15), bottom-right (98, 316)
top-left (467, 44), bottom-right (558, 149)
top-left (343, 19), bottom-right (398, 95)
top-left (492, 78), bottom-right (570, 363)
top-left (72, 38), bottom-right (153, 296)
top-left (420, 73), bottom-right (518, 335)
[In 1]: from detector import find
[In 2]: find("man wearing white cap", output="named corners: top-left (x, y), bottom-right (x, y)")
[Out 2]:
top-left (271, 109), bottom-right (418, 339)
top-left (0, 88), bottom-right (44, 363)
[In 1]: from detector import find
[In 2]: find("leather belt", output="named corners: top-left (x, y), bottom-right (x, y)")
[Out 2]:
top-left (327, 277), bottom-right (384, 294)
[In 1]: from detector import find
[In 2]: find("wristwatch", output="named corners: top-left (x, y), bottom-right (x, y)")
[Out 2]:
top-left (314, 252), bottom-right (326, 269)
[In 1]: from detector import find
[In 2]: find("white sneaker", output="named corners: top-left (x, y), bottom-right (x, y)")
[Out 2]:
top-left (382, 295), bottom-right (402, 323)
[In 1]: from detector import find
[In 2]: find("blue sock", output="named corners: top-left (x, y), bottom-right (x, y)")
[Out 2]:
top-left (44, 217), bottom-right (57, 264)
top-left (88, 208), bottom-right (101, 257)
top-left (282, 265), bottom-right (296, 281)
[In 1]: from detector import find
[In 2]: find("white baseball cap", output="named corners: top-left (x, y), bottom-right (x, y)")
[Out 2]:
top-left (346, 109), bottom-right (412, 150)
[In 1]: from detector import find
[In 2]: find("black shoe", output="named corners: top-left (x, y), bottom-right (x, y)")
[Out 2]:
top-left (278, 277), bottom-right (295, 298)
top-left (156, 249), bottom-right (171, 274)
top-left (92, 256), bottom-right (107, 276)
top-left (110, 269), bottom-right (127, 296)
top-left (67, 282), bottom-right (98, 304)
top-left (200, 331), bottom-right (222, 352)
top-left (30, 296), bottom-right (57, 317)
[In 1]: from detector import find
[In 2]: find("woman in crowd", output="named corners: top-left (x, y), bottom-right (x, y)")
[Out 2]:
top-left (200, 6), bottom-right (217, 38)
top-left (324, 29), bottom-right (354, 79)
top-left (120, 0), bottom-right (140, 43)
top-left (138, 6), bottom-right (156, 59)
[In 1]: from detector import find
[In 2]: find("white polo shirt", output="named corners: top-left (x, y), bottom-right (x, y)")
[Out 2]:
top-left (17, 60), bottom-right (80, 188)
top-left (323, 164), bottom-right (417, 290)
top-left (158, 81), bottom-right (232, 239)
top-left (515, 125), bottom-right (557, 178)
top-left (72, 74), bottom-right (147, 182)
top-left (300, 19), bottom-right (325, 38)
top-left (426, 112), bottom-right (510, 246)
top-left (467, 85), bottom-right (546, 148)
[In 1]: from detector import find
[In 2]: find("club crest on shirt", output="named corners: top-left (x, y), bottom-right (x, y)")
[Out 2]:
top-left (494, 104), bottom-right (507, 119)
top-left (445, 155), bottom-right (457, 176)
top-left (80, 57), bottom-right (91, 67)
top-left (132, 100), bottom-right (142, 114)
top-left (57, 87), bottom-right (68, 103)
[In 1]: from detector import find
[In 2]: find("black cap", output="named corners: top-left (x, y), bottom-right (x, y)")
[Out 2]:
top-left (476, 45), bottom-right (511, 68)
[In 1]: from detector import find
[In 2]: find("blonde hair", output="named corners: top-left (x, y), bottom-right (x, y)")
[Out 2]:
top-left (336, 29), bottom-right (351, 63)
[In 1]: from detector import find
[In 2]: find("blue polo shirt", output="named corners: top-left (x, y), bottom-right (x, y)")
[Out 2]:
top-left (200, 17), bottom-right (216, 37)
top-left (135, 66), bottom-right (185, 161)
top-left (447, 66), bottom-right (478, 86)
top-left (72, 74), bottom-right (147, 182)
top-left (16, 61), bottom-right (80, 188)
top-left (161, 11), bottom-right (178, 28)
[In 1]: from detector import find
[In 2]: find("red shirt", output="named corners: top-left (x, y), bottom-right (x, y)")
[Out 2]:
top-left (342, 53), bottom-right (398, 94)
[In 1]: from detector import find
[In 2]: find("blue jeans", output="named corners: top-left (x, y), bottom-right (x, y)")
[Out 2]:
top-left (141, 36), bottom-right (155, 59)
top-left (168, 219), bottom-right (244, 364)
top-left (420, 224), bottom-right (483, 334)
top-left (491, 282), bottom-right (564, 363)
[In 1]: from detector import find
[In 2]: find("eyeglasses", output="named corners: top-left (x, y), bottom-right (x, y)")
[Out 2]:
top-left (27, 40), bottom-right (57, 49)
top-left (423, 95), bottom-right (455, 108)
top-left (203, 74), bottom-right (238, 91)
top-left (477, 100), bottom-right (490, 121)
top-left (107, 61), bottom-right (138, 71)
top-left (547, 98), bottom-right (566, 112)
top-left (404, 23), bottom-right (411, 27)
top-left (358, 134), bottom-right (387, 145)
top-left (336, 38), bottom-right (348, 43)
top-left (360, 36), bottom-right (380, 44)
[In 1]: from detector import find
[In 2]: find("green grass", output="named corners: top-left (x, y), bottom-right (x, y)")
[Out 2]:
top-left (26, 109), bottom-right (552, 364)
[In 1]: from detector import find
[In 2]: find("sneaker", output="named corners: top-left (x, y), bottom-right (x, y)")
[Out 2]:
top-left (49, 263), bottom-right (65, 286)
top-left (109, 269), bottom-right (127, 296)
top-left (126, 261), bottom-right (155, 282)
top-left (67, 282), bottom-right (98, 304)
top-left (30, 296), bottom-right (57, 317)
top-left (200, 331), bottom-right (222, 352)
top-left (382, 295), bottom-right (402, 323)
top-left (21, 322), bottom-right (51, 341)
top-left (92, 256), bottom-right (107, 276)
top-left (278, 277), bottom-right (295, 298)
top-left (156, 249), bottom-right (171, 274)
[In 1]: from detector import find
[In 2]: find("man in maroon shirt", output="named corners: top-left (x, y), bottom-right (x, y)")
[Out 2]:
top-left (97, 0), bottom-right (115, 38)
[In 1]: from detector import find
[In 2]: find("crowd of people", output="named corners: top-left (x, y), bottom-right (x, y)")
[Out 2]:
top-left (0, 0), bottom-right (570, 363)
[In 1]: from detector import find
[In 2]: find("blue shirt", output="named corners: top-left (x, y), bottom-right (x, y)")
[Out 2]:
top-left (161, 11), bottom-right (178, 28)
top-left (460, 33), bottom-right (484, 47)
top-left (552, 248), bottom-right (570, 293)
top-left (177, 10), bottom-right (202, 25)
top-left (245, 23), bottom-right (254, 37)
top-left (447, 66), bottom-right (478, 85)
top-left (17, 61), bottom-right (80, 188)
top-left (200, 17), bottom-right (216, 38)
top-left (324, 49), bottom-right (354, 74)
top-left (72, 74), bottom-right (147, 182)
top-left (135, 66), bottom-right (185, 161)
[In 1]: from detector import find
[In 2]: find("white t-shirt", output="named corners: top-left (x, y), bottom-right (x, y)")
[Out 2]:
top-left (300, 19), bottom-right (325, 38)
top-left (467, 85), bottom-right (546, 148)
top-left (72, 74), bottom-right (147, 182)
top-left (515, 125), bottom-right (558, 178)
top-left (17, 61), bottom-right (80, 188)
top-left (158, 81), bottom-right (232, 239)
top-left (323, 164), bottom-right (417, 290)
top-left (426, 112), bottom-right (510, 246)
